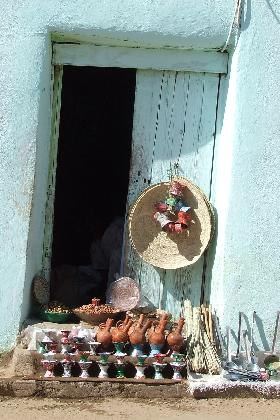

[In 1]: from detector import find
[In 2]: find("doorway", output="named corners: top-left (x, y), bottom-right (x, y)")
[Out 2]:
top-left (50, 66), bottom-right (136, 307)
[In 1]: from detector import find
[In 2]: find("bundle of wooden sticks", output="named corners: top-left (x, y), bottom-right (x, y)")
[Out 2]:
top-left (183, 300), bottom-right (221, 374)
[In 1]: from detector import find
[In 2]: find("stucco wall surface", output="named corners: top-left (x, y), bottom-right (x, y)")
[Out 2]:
top-left (0, 0), bottom-right (236, 351)
top-left (209, 0), bottom-right (280, 350)
top-left (1, 0), bottom-right (234, 49)
top-left (0, 33), bottom-right (52, 350)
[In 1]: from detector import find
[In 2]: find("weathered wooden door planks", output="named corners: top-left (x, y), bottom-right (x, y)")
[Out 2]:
top-left (126, 69), bottom-right (220, 316)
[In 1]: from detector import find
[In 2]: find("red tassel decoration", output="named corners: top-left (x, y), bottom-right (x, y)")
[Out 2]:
top-left (169, 181), bottom-right (184, 197)
top-left (177, 211), bottom-right (192, 226)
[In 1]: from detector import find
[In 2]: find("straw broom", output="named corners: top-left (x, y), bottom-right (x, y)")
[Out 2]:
top-left (184, 301), bottom-right (221, 374)
top-left (189, 307), bottom-right (207, 373)
top-left (202, 326), bottom-right (221, 374)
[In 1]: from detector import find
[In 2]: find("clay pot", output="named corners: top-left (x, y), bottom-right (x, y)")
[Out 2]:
top-left (112, 318), bottom-right (133, 343)
top-left (91, 298), bottom-right (101, 306)
top-left (122, 314), bottom-right (131, 326)
top-left (167, 317), bottom-right (185, 352)
top-left (148, 314), bottom-right (169, 346)
top-left (128, 314), bottom-right (145, 337)
top-left (96, 318), bottom-right (114, 348)
top-left (129, 318), bottom-right (152, 346)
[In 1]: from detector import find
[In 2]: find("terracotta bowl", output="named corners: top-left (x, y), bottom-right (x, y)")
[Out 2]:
top-left (72, 310), bottom-right (123, 326)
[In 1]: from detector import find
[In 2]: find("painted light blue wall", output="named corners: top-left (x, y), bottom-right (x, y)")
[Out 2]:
top-left (0, 0), bottom-right (279, 351)
top-left (208, 0), bottom-right (280, 350)
top-left (0, 0), bottom-right (235, 351)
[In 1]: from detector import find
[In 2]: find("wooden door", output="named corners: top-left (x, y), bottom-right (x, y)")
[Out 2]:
top-left (125, 69), bottom-right (220, 317)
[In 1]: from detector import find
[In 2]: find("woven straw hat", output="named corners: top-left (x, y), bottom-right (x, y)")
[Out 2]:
top-left (128, 178), bottom-right (214, 269)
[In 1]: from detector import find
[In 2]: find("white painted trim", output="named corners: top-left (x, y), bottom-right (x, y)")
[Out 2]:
top-left (53, 44), bottom-right (228, 74)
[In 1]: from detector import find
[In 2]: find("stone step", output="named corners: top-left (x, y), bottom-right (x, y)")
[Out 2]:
top-left (0, 377), bottom-right (185, 398)
top-left (0, 377), bottom-right (279, 399)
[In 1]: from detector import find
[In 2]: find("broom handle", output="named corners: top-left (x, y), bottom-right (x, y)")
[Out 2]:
top-left (236, 311), bottom-right (242, 358)
top-left (271, 311), bottom-right (280, 355)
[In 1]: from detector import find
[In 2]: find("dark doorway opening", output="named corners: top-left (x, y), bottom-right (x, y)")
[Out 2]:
top-left (50, 66), bottom-right (136, 307)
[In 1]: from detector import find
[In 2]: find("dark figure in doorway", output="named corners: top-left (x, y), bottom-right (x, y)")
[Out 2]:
top-left (51, 218), bottom-right (124, 307)
top-left (90, 216), bottom-right (124, 286)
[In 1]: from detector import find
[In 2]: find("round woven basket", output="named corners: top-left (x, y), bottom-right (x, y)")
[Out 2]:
top-left (128, 178), bottom-right (215, 269)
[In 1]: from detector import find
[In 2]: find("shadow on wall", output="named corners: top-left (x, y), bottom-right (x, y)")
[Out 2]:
top-left (240, 0), bottom-right (251, 31)
top-left (200, 205), bottom-right (218, 305)
top-left (225, 312), bottom-right (271, 352)
top-left (265, 0), bottom-right (280, 25)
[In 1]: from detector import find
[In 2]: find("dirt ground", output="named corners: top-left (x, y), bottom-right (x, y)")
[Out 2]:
top-left (0, 397), bottom-right (279, 420)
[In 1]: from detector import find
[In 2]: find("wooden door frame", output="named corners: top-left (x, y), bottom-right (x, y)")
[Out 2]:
top-left (41, 43), bottom-right (228, 280)
top-left (41, 64), bottom-right (63, 279)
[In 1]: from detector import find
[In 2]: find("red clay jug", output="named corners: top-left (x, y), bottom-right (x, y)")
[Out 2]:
top-left (128, 314), bottom-right (145, 337)
top-left (167, 317), bottom-right (185, 352)
top-left (124, 314), bottom-right (131, 325)
top-left (148, 314), bottom-right (169, 346)
top-left (111, 318), bottom-right (133, 343)
top-left (129, 318), bottom-right (152, 345)
top-left (96, 318), bottom-right (114, 348)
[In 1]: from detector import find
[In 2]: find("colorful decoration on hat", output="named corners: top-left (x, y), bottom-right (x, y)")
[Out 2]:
top-left (153, 179), bottom-right (192, 234)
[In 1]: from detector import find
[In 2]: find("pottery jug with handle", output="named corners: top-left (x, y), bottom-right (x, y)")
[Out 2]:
top-left (148, 314), bottom-right (169, 356)
top-left (148, 313), bottom-right (169, 346)
top-left (96, 318), bottom-right (114, 348)
top-left (128, 314), bottom-right (145, 337)
top-left (121, 314), bottom-right (131, 326)
top-left (129, 318), bottom-right (152, 346)
top-left (112, 318), bottom-right (133, 343)
top-left (167, 317), bottom-right (185, 352)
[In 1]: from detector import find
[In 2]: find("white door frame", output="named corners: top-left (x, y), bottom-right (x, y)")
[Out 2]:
top-left (53, 43), bottom-right (228, 74)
